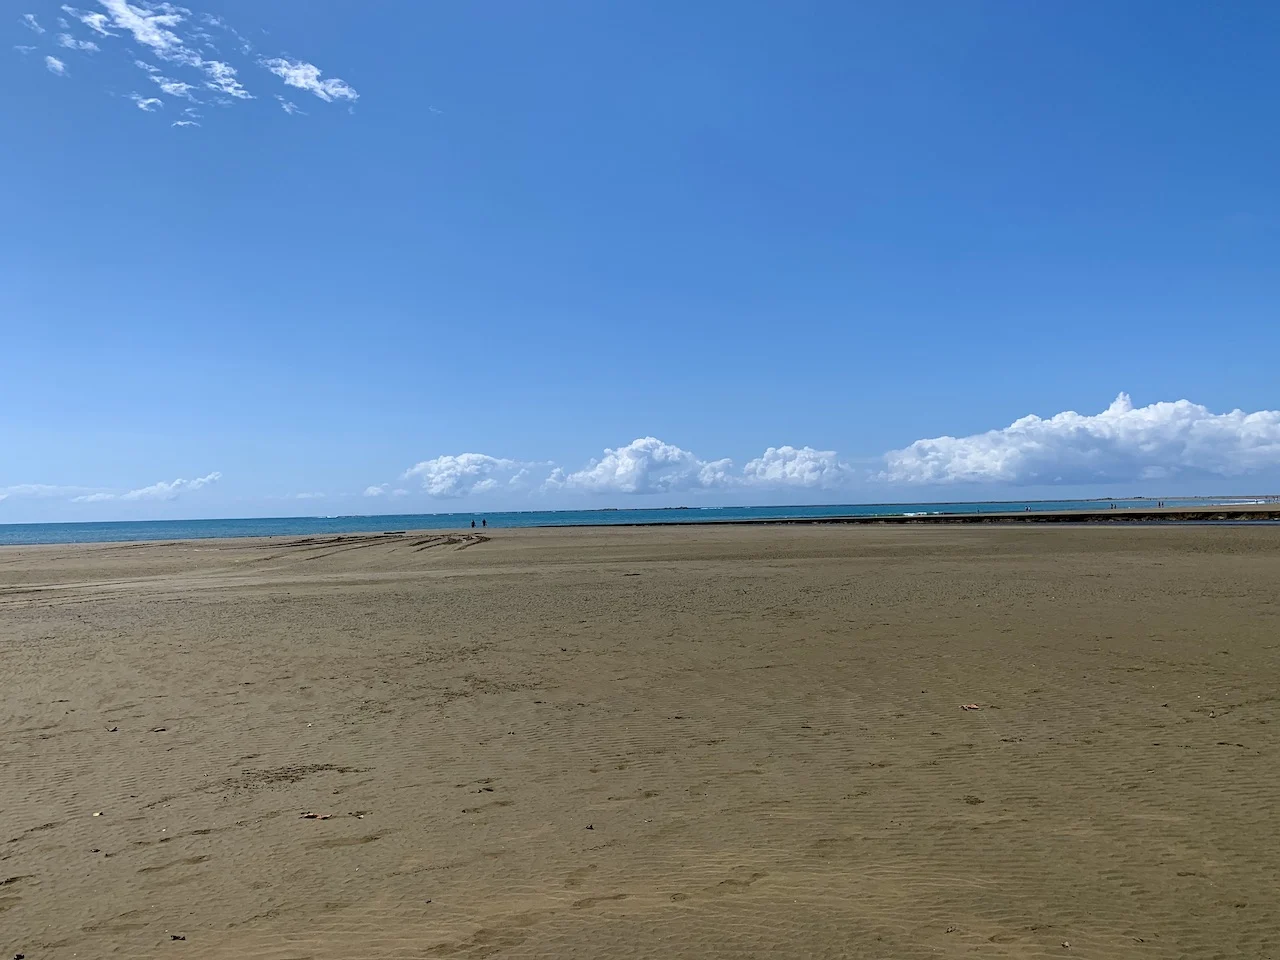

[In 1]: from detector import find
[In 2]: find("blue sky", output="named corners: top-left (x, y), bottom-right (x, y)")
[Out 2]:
top-left (5, 1), bottom-right (1280, 521)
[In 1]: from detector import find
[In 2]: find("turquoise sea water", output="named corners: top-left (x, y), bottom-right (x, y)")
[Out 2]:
top-left (0, 498), bottom-right (1262, 546)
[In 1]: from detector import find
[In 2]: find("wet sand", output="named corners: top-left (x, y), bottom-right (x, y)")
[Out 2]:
top-left (3, 525), bottom-right (1279, 959)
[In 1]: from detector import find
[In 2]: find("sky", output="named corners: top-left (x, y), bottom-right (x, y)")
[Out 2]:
top-left (5, 0), bottom-right (1280, 522)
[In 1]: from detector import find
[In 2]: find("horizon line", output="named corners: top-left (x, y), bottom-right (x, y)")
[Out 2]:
top-left (3, 494), bottom-right (1277, 529)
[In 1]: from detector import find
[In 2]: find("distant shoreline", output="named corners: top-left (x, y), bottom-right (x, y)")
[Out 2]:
top-left (612, 504), bottom-right (1280, 527)
top-left (3, 499), bottom-right (1279, 547)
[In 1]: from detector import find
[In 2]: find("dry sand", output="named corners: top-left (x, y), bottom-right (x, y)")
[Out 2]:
top-left (3, 525), bottom-right (1279, 959)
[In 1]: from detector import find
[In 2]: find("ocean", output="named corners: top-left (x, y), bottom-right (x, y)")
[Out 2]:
top-left (0, 498), bottom-right (1261, 546)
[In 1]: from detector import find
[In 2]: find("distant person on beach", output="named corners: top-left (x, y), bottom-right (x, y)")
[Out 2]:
top-left (482, 519), bottom-right (487, 527)
top-left (471, 520), bottom-right (476, 528)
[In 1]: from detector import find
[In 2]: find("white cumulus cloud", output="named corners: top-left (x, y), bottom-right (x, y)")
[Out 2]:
top-left (22, 13), bottom-right (46, 33)
top-left (881, 393), bottom-right (1280, 485)
top-left (129, 92), bottom-right (162, 110)
top-left (402, 454), bottom-right (529, 498)
top-left (547, 438), bottom-right (733, 495)
top-left (386, 439), bottom-right (865, 500)
top-left (742, 446), bottom-right (856, 489)
top-left (45, 55), bottom-right (68, 75)
top-left (548, 438), bottom-right (859, 494)
top-left (262, 57), bottom-right (358, 102)
top-left (72, 471), bottom-right (222, 502)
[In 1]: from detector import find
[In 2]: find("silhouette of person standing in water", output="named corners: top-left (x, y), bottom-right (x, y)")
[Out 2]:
top-left (471, 520), bottom-right (476, 529)
top-left (482, 519), bottom-right (487, 528)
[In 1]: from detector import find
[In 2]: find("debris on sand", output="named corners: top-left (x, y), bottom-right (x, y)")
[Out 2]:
top-left (960, 703), bottom-right (981, 711)
top-left (301, 812), bottom-right (331, 820)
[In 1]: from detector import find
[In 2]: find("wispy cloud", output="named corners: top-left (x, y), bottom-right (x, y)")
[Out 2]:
top-left (57, 33), bottom-right (100, 51)
top-left (14, 44), bottom-right (38, 54)
top-left (201, 57), bottom-right (250, 99)
top-left (45, 2), bottom-right (359, 125)
top-left (200, 11), bottom-right (251, 54)
top-left (21, 12), bottom-right (45, 34)
top-left (294, 491), bottom-right (325, 500)
top-left (262, 57), bottom-right (358, 102)
top-left (61, 5), bottom-right (115, 36)
top-left (72, 471), bottom-right (222, 503)
top-left (129, 92), bottom-right (162, 111)
top-left (88, 0), bottom-right (252, 99)
top-left (364, 484), bottom-right (409, 498)
top-left (171, 119), bottom-right (199, 127)
top-left (45, 55), bottom-right (68, 75)
top-left (0, 483), bottom-right (93, 502)
top-left (144, 68), bottom-right (200, 100)
top-left (95, 0), bottom-right (185, 53)
top-left (134, 58), bottom-right (200, 99)
top-left (880, 394), bottom-right (1280, 484)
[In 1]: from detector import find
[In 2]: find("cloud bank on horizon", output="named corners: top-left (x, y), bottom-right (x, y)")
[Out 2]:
top-left (387, 394), bottom-right (1280, 499)
top-left (881, 394), bottom-right (1280, 485)
top-left (540, 438), bottom-right (853, 495)
top-left (4, 396), bottom-right (1280, 510)
top-left (17, 1), bottom-right (358, 126)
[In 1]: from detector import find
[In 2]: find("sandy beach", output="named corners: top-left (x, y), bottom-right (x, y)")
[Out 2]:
top-left (3, 525), bottom-right (1279, 959)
